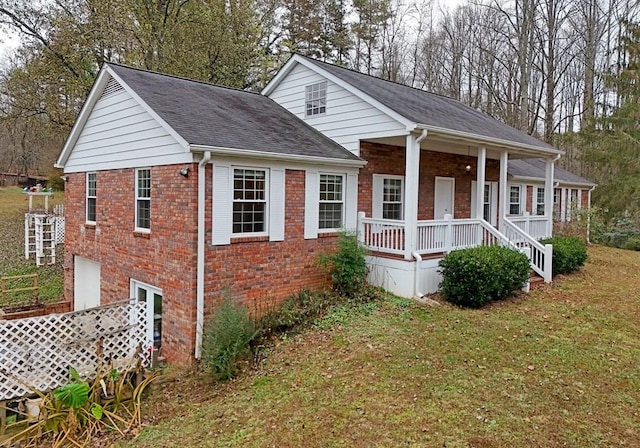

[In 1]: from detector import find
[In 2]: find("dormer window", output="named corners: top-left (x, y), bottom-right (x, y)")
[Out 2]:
top-left (305, 81), bottom-right (327, 116)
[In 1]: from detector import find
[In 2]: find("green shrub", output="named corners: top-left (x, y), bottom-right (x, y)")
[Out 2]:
top-left (318, 231), bottom-right (368, 297)
top-left (540, 236), bottom-right (588, 275)
top-left (438, 246), bottom-right (530, 308)
top-left (258, 289), bottom-right (336, 336)
top-left (623, 236), bottom-right (640, 251)
top-left (202, 296), bottom-right (257, 381)
top-left (595, 216), bottom-right (640, 250)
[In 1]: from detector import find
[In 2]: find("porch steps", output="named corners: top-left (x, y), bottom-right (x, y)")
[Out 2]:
top-left (529, 272), bottom-right (545, 290)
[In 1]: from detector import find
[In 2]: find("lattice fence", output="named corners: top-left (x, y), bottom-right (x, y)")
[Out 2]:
top-left (54, 217), bottom-right (65, 244)
top-left (0, 302), bottom-right (147, 402)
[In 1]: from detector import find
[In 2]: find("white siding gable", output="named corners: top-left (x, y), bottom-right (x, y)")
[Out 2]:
top-left (63, 76), bottom-right (191, 173)
top-left (267, 63), bottom-right (406, 155)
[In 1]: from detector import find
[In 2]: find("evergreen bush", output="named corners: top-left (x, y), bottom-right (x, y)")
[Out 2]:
top-left (202, 296), bottom-right (257, 381)
top-left (438, 245), bottom-right (530, 308)
top-left (318, 231), bottom-right (368, 297)
top-left (540, 236), bottom-right (587, 275)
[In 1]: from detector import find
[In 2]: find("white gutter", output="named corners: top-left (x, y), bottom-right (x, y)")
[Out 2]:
top-left (412, 252), bottom-right (424, 299)
top-left (587, 185), bottom-right (597, 244)
top-left (189, 144), bottom-right (367, 168)
top-left (195, 150), bottom-right (211, 359)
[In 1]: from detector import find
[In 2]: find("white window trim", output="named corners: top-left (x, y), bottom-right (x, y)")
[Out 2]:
top-left (135, 168), bottom-right (151, 233)
top-left (372, 174), bottom-right (405, 220)
top-left (534, 186), bottom-right (545, 216)
top-left (231, 166), bottom-right (269, 237)
top-left (508, 184), bottom-right (522, 216)
top-left (318, 172), bottom-right (345, 232)
top-left (86, 172), bottom-right (96, 224)
top-left (305, 81), bottom-right (327, 117)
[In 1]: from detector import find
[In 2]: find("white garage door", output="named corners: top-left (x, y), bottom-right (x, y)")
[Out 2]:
top-left (74, 256), bottom-right (101, 311)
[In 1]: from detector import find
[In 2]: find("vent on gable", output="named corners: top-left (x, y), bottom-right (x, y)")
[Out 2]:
top-left (100, 77), bottom-right (124, 99)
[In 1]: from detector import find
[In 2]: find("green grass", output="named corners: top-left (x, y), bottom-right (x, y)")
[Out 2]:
top-left (0, 187), bottom-right (65, 307)
top-left (115, 245), bottom-right (640, 448)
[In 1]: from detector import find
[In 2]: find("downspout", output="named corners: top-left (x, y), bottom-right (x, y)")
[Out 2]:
top-left (195, 151), bottom-right (211, 360)
top-left (411, 129), bottom-right (428, 300)
top-left (587, 185), bottom-right (596, 244)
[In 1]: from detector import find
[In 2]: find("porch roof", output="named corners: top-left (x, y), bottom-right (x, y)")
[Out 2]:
top-left (509, 159), bottom-right (596, 187)
top-left (293, 55), bottom-right (560, 155)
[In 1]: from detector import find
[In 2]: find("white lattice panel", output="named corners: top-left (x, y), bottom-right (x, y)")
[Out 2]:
top-left (54, 217), bottom-right (65, 244)
top-left (0, 302), bottom-right (148, 401)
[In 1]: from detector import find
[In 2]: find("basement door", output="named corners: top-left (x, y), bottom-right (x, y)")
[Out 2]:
top-left (131, 280), bottom-right (163, 362)
top-left (434, 177), bottom-right (455, 219)
top-left (74, 256), bottom-right (101, 310)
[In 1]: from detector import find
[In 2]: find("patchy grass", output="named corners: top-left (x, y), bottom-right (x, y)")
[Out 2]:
top-left (0, 187), bottom-right (65, 305)
top-left (116, 245), bottom-right (639, 448)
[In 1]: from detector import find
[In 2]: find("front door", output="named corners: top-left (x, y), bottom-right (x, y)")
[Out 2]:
top-left (434, 177), bottom-right (455, 219)
top-left (131, 280), bottom-right (163, 364)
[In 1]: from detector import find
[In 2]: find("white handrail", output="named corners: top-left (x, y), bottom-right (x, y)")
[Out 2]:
top-left (503, 218), bottom-right (553, 282)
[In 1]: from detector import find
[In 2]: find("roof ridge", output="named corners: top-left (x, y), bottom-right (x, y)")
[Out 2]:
top-left (105, 62), bottom-right (265, 98)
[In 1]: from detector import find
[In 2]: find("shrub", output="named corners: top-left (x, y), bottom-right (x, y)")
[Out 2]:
top-left (438, 245), bottom-right (530, 308)
top-left (623, 236), bottom-right (640, 251)
top-left (202, 296), bottom-right (257, 381)
top-left (318, 231), bottom-right (368, 297)
top-left (540, 236), bottom-right (588, 275)
top-left (258, 289), bottom-right (336, 336)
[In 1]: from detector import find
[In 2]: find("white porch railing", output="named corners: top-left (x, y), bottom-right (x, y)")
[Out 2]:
top-left (358, 217), bottom-right (406, 255)
top-left (509, 212), bottom-right (550, 240)
top-left (502, 218), bottom-right (553, 282)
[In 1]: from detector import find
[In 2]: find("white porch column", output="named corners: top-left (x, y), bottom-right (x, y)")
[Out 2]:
top-left (544, 158), bottom-right (555, 237)
top-left (498, 150), bottom-right (509, 230)
top-left (404, 133), bottom-right (422, 260)
top-left (476, 147), bottom-right (486, 219)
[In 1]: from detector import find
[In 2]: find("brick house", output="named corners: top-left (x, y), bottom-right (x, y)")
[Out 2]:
top-left (55, 64), bottom-right (365, 365)
top-left (263, 54), bottom-right (584, 297)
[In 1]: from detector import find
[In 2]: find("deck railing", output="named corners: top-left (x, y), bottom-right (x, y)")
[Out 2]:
top-left (508, 212), bottom-right (550, 240)
top-left (503, 218), bottom-right (553, 282)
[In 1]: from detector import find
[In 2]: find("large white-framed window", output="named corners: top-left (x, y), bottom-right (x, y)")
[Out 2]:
top-left (305, 81), bottom-right (327, 117)
top-left (319, 173), bottom-right (344, 230)
top-left (534, 186), bottom-right (545, 215)
top-left (382, 177), bottom-right (404, 220)
top-left (135, 168), bottom-right (151, 231)
top-left (232, 167), bottom-right (268, 235)
top-left (509, 185), bottom-right (522, 215)
top-left (553, 187), bottom-right (561, 219)
top-left (86, 172), bottom-right (96, 223)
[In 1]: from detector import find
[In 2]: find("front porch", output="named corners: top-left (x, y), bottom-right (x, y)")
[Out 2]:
top-left (355, 134), bottom-right (558, 298)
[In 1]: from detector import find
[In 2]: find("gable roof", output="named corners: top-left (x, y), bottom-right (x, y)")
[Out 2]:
top-left (57, 64), bottom-right (364, 168)
top-left (266, 54), bottom-right (560, 155)
top-left (508, 159), bottom-right (595, 187)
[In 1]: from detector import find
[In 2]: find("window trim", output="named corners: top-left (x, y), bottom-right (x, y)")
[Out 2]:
top-left (231, 166), bottom-right (269, 237)
top-left (508, 185), bottom-right (522, 216)
top-left (135, 168), bottom-right (151, 232)
top-left (318, 172), bottom-right (345, 232)
top-left (86, 172), bottom-right (97, 224)
top-left (534, 186), bottom-right (545, 216)
top-left (381, 175), bottom-right (404, 221)
top-left (305, 81), bottom-right (327, 117)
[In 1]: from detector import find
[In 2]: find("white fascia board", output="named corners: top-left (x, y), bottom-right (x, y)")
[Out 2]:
top-left (55, 68), bottom-right (112, 169)
top-left (417, 124), bottom-right (564, 157)
top-left (510, 175), bottom-right (596, 188)
top-left (106, 65), bottom-right (190, 150)
top-left (268, 55), bottom-right (414, 130)
top-left (190, 144), bottom-right (367, 168)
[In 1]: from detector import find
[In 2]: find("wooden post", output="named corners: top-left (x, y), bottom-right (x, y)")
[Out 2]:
top-left (0, 400), bottom-right (6, 435)
top-left (357, 211), bottom-right (365, 243)
top-left (444, 214), bottom-right (453, 252)
top-left (544, 244), bottom-right (553, 283)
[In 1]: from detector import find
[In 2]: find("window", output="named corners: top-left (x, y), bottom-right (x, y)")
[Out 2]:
top-left (382, 178), bottom-right (403, 220)
top-left (86, 172), bottom-right (96, 223)
top-left (131, 280), bottom-right (162, 366)
top-left (483, 184), bottom-right (491, 221)
top-left (535, 187), bottom-right (545, 215)
top-left (136, 168), bottom-right (151, 230)
top-left (319, 174), bottom-right (344, 229)
top-left (509, 185), bottom-right (521, 215)
top-left (233, 168), bottom-right (267, 234)
top-left (305, 81), bottom-right (327, 117)
top-left (553, 188), bottom-right (561, 218)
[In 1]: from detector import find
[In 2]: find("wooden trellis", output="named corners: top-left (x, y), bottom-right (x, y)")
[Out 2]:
top-left (0, 301), bottom-right (148, 403)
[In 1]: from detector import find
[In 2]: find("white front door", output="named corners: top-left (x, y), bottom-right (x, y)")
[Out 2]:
top-left (74, 256), bottom-right (101, 310)
top-left (434, 177), bottom-right (455, 219)
top-left (131, 280), bottom-right (163, 362)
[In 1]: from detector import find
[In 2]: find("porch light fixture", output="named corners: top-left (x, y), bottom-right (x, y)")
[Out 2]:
top-left (465, 146), bottom-right (472, 174)
top-left (179, 167), bottom-right (190, 177)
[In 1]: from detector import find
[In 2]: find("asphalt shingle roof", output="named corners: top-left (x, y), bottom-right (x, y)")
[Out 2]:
top-left (508, 158), bottom-right (595, 186)
top-left (107, 64), bottom-right (362, 162)
top-left (298, 55), bottom-right (556, 152)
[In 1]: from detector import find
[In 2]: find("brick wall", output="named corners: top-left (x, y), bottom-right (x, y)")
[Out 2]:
top-left (64, 164), bottom-right (334, 366)
top-left (359, 141), bottom-right (499, 220)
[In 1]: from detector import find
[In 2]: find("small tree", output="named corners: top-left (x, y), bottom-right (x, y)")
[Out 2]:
top-left (319, 231), bottom-right (368, 297)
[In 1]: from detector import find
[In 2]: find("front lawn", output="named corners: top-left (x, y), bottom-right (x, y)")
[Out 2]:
top-left (119, 245), bottom-right (639, 448)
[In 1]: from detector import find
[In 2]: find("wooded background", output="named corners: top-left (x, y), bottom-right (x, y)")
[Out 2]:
top-left (0, 0), bottom-right (638, 224)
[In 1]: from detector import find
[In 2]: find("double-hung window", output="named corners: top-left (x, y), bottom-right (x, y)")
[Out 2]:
top-left (305, 81), bottom-right (327, 117)
top-left (382, 177), bottom-right (403, 220)
top-left (509, 185), bottom-right (521, 215)
top-left (233, 168), bottom-right (267, 234)
top-left (86, 172), bottom-right (96, 223)
top-left (319, 174), bottom-right (344, 230)
top-left (136, 168), bottom-right (151, 231)
top-left (535, 187), bottom-right (545, 215)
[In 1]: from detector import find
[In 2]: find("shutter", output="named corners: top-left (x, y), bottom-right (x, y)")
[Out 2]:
top-left (304, 170), bottom-right (319, 239)
top-left (212, 164), bottom-right (231, 245)
top-left (372, 175), bottom-right (383, 219)
top-left (470, 181), bottom-right (477, 218)
top-left (269, 168), bottom-right (285, 241)
top-left (345, 173), bottom-right (358, 230)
